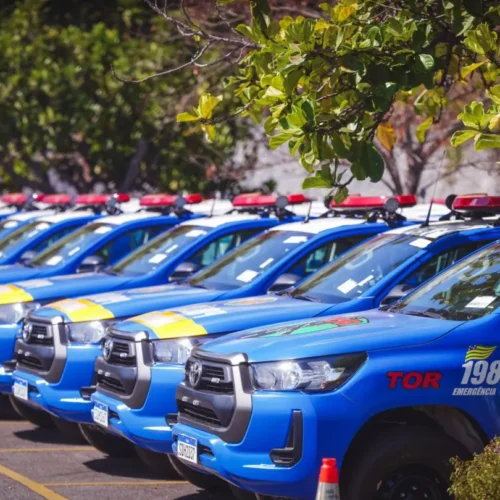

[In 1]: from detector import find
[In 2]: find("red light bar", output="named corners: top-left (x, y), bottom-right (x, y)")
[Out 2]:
top-left (453, 194), bottom-right (500, 211)
top-left (331, 195), bottom-right (417, 209)
top-left (75, 194), bottom-right (111, 205)
top-left (232, 193), bottom-right (308, 207)
top-left (140, 194), bottom-right (202, 207)
top-left (431, 198), bottom-right (446, 205)
top-left (113, 193), bottom-right (131, 203)
top-left (2, 193), bottom-right (27, 205)
top-left (43, 194), bottom-right (72, 205)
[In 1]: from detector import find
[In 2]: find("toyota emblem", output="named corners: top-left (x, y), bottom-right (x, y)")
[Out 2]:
top-left (103, 338), bottom-right (113, 361)
top-left (188, 360), bottom-right (203, 388)
top-left (22, 322), bottom-right (33, 343)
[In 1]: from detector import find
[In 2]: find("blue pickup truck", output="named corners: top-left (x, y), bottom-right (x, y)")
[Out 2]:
top-left (171, 194), bottom-right (500, 500)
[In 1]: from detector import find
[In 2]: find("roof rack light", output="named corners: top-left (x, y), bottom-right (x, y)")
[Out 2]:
top-left (140, 193), bottom-right (202, 207)
top-left (331, 195), bottom-right (417, 210)
top-left (232, 193), bottom-right (309, 208)
top-left (452, 194), bottom-right (500, 212)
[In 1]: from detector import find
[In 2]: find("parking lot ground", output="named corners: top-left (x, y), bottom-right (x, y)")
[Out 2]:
top-left (0, 419), bottom-right (225, 500)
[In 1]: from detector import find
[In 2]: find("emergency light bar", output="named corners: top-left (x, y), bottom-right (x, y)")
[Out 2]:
top-left (452, 194), bottom-right (500, 212)
top-left (43, 194), bottom-right (72, 205)
top-left (140, 194), bottom-right (203, 207)
top-left (1, 193), bottom-right (28, 205)
top-left (75, 193), bottom-right (130, 205)
top-left (232, 193), bottom-right (309, 207)
top-left (331, 195), bottom-right (417, 210)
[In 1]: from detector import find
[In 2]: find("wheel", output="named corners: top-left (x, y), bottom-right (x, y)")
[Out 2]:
top-left (229, 485), bottom-right (279, 500)
top-left (168, 454), bottom-right (228, 492)
top-left (134, 446), bottom-right (180, 477)
top-left (342, 425), bottom-right (470, 500)
top-left (78, 423), bottom-right (137, 458)
top-left (51, 416), bottom-right (87, 444)
top-left (0, 394), bottom-right (21, 419)
top-left (8, 396), bottom-right (55, 428)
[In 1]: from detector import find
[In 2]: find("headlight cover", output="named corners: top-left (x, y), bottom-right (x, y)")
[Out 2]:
top-left (251, 353), bottom-right (367, 392)
top-left (0, 302), bottom-right (41, 324)
top-left (67, 320), bottom-right (118, 344)
top-left (152, 336), bottom-right (214, 365)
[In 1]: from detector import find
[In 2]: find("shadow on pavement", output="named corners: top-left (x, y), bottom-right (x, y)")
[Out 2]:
top-left (84, 456), bottom-right (173, 480)
top-left (14, 427), bottom-right (81, 445)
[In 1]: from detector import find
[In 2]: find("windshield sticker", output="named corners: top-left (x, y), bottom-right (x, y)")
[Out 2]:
top-left (410, 238), bottom-right (431, 249)
top-left (36, 222), bottom-right (50, 230)
top-left (259, 258), bottom-right (274, 269)
top-left (3, 221), bottom-right (18, 228)
top-left (49, 298), bottom-right (114, 322)
top-left (283, 235), bottom-right (308, 244)
top-left (465, 296), bottom-right (496, 309)
top-left (186, 229), bottom-right (207, 238)
top-left (387, 371), bottom-right (441, 389)
top-left (453, 346), bottom-right (498, 397)
top-left (16, 279), bottom-right (53, 289)
top-left (45, 255), bottom-right (63, 266)
top-left (240, 317), bottom-right (369, 339)
top-left (358, 275), bottom-right (374, 287)
top-left (166, 244), bottom-right (179, 254)
top-left (224, 297), bottom-right (278, 307)
top-left (337, 279), bottom-right (358, 295)
top-left (149, 253), bottom-right (167, 264)
top-left (130, 311), bottom-right (207, 339)
top-left (68, 246), bottom-right (80, 256)
top-left (86, 293), bottom-right (130, 305)
top-left (236, 269), bottom-right (259, 283)
top-left (94, 226), bottom-right (112, 234)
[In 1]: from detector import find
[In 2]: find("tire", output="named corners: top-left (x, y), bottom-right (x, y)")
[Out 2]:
top-left (342, 425), bottom-right (470, 500)
top-left (51, 416), bottom-right (87, 444)
top-left (0, 394), bottom-right (21, 420)
top-left (79, 423), bottom-right (137, 458)
top-left (168, 454), bottom-right (228, 492)
top-left (229, 485), bottom-right (279, 500)
top-left (8, 396), bottom-right (55, 428)
top-left (134, 446), bottom-right (180, 478)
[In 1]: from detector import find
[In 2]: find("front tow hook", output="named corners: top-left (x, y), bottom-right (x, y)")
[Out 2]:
top-left (80, 385), bottom-right (97, 401)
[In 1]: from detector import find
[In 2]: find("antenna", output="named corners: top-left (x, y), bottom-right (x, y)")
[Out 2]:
top-left (421, 150), bottom-right (446, 228)
top-left (209, 196), bottom-right (216, 218)
top-left (304, 199), bottom-right (313, 223)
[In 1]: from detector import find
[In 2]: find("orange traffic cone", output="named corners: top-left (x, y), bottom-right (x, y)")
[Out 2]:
top-left (315, 458), bottom-right (340, 500)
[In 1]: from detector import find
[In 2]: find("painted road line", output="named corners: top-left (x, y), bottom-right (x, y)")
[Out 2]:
top-left (0, 446), bottom-right (91, 453)
top-left (0, 464), bottom-right (67, 500)
top-left (44, 481), bottom-right (188, 486)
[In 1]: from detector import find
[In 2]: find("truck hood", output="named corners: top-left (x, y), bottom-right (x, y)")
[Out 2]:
top-left (109, 296), bottom-right (331, 339)
top-left (201, 310), bottom-right (463, 363)
top-left (0, 273), bottom-right (136, 306)
top-left (0, 265), bottom-right (44, 284)
top-left (39, 284), bottom-right (227, 324)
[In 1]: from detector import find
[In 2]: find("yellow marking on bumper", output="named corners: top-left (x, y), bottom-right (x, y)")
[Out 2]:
top-left (49, 298), bottom-right (114, 322)
top-left (0, 464), bottom-right (67, 499)
top-left (0, 446), bottom-right (91, 453)
top-left (44, 481), bottom-right (188, 486)
top-left (0, 285), bottom-right (33, 305)
top-left (132, 311), bottom-right (207, 339)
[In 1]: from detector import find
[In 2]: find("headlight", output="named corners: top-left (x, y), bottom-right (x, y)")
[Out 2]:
top-left (152, 337), bottom-right (213, 365)
top-left (0, 302), bottom-right (41, 324)
top-left (251, 353), bottom-right (367, 392)
top-left (67, 320), bottom-right (117, 344)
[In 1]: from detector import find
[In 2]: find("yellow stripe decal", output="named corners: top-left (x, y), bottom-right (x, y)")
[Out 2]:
top-left (131, 311), bottom-right (207, 339)
top-left (0, 284), bottom-right (33, 305)
top-left (49, 299), bottom-right (114, 322)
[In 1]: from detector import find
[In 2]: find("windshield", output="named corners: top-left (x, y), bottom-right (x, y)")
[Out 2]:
top-left (190, 230), bottom-right (313, 290)
top-left (391, 243), bottom-right (500, 321)
top-left (0, 220), bottom-right (53, 256)
top-left (291, 233), bottom-right (424, 303)
top-left (30, 222), bottom-right (114, 268)
top-left (111, 225), bottom-right (211, 276)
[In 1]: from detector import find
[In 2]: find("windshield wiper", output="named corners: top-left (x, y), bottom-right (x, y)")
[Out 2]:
top-left (403, 309), bottom-right (443, 320)
top-left (292, 294), bottom-right (321, 302)
top-left (104, 268), bottom-right (120, 276)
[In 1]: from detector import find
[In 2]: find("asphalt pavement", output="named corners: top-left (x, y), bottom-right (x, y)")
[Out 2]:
top-left (0, 418), bottom-right (229, 500)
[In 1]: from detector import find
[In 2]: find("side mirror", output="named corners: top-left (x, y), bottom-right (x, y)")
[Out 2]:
top-left (77, 255), bottom-right (106, 273)
top-left (268, 273), bottom-right (302, 293)
top-left (19, 250), bottom-right (36, 264)
top-left (380, 283), bottom-right (415, 307)
top-left (168, 261), bottom-right (201, 282)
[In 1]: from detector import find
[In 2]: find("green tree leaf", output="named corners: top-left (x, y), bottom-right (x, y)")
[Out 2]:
top-left (416, 117), bottom-right (433, 143)
top-left (177, 112), bottom-right (200, 122)
top-left (451, 129), bottom-right (479, 147)
top-left (474, 133), bottom-right (500, 150)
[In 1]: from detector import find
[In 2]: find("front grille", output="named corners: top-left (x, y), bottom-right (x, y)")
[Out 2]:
top-left (185, 360), bottom-right (234, 395)
top-left (96, 373), bottom-right (126, 393)
top-left (17, 354), bottom-right (43, 369)
top-left (178, 401), bottom-right (222, 426)
top-left (108, 340), bottom-right (136, 366)
top-left (29, 324), bottom-right (53, 346)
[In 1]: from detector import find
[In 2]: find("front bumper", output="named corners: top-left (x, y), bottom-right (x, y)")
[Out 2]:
top-left (90, 363), bottom-right (184, 454)
top-left (13, 345), bottom-right (101, 423)
top-left (172, 391), bottom-right (369, 500)
top-left (0, 324), bottom-right (21, 393)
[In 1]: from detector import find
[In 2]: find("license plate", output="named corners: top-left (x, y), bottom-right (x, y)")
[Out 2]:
top-left (92, 402), bottom-right (108, 428)
top-left (177, 435), bottom-right (198, 464)
top-left (13, 378), bottom-right (28, 401)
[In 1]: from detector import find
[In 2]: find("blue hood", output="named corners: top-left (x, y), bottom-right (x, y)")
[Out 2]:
top-left (0, 264), bottom-right (44, 283)
top-left (200, 310), bottom-right (463, 363)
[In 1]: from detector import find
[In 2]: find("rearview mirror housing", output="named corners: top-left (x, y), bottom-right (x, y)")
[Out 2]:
top-left (268, 273), bottom-right (302, 293)
top-left (169, 261), bottom-right (201, 282)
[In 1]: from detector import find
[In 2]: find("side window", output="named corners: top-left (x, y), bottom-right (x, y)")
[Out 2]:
top-left (400, 242), bottom-right (488, 289)
top-left (189, 228), bottom-right (262, 268)
top-left (32, 226), bottom-right (77, 253)
top-left (94, 226), bottom-right (167, 266)
top-left (285, 234), bottom-right (369, 279)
